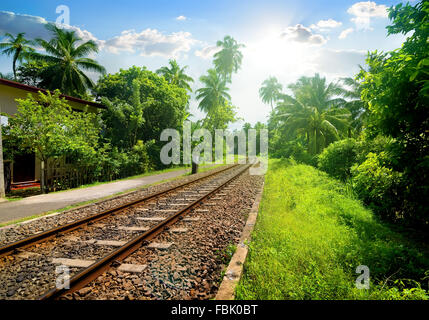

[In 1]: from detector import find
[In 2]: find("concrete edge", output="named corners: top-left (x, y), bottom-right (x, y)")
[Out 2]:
top-left (215, 180), bottom-right (265, 300)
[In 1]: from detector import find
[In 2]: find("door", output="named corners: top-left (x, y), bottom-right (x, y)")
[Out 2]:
top-left (13, 153), bottom-right (35, 183)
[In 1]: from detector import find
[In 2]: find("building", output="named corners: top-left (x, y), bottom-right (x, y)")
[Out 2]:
top-left (0, 78), bottom-right (105, 192)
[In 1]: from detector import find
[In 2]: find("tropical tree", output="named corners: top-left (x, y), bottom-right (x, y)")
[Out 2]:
top-left (259, 76), bottom-right (283, 111)
top-left (275, 95), bottom-right (350, 155)
top-left (156, 59), bottom-right (194, 92)
top-left (0, 33), bottom-right (34, 80)
top-left (271, 74), bottom-right (350, 155)
top-left (287, 73), bottom-right (346, 110)
top-left (340, 77), bottom-right (367, 136)
top-left (29, 24), bottom-right (105, 96)
top-left (196, 69), bottom-right (231, 113)
top-left (213, 35), bottom-right (245, 81)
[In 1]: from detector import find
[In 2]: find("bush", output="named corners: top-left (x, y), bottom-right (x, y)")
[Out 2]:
top-left (318, 138), bottom-right (359, 181)
top-left (351, 152), bottom-right (403, 222)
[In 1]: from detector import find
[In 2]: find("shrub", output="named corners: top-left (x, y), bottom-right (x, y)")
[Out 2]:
top-left (351, 152), bottom-right (403, 222)
top-left (318, 138), bottom-right (359, 181)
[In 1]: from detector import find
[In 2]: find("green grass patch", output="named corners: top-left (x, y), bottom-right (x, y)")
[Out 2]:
top-left (236, 159), bottom-right (429, 300)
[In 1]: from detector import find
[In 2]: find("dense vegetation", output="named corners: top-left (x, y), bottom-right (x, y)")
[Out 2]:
top-left (0, 23), bottom-right (245, 192)
top-left (236, 160), bottom-right (429, 299)
top-left (264, 1), bottom-right (428, 231)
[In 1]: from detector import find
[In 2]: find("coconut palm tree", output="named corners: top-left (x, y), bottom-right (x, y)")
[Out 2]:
top-left (340, 77), bottom-right (367, 136)
top-left (0, 33), bottom-right (34, 80)
top-left (213, 35), bottom-right (245, 81)
top-left (272, 74), bottom-right (351, 155)
top-left (29, 24), bottom-right (105, 96)
top-left (196, 69), bottom-right (231, 113)
top-left (259, 76), bottom-right (283, 111)
top-left (276, 95), bottom-right (350, 155)
top-left (156, 59), bottom-right (194, 92)
top-left (287, 73), bottom-right (346, 111)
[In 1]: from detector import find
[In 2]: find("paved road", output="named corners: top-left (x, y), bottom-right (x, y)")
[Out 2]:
top-left (0, 169), bottom-right (189, 224)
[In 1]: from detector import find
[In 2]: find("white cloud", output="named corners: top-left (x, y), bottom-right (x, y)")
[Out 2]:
top-left (0, 11), bottom-right (198, 59)
top-left (347, 1), bottom-right (388, 30)
top-left (339, 28), bottom-right (354, 39)
top-left (195, 45), bottom-right (220, 59)
top-left (310, 19), bottom-right (342, 31)
top-left (281, 24), bottom-right (327, 45)
top-left (176, 15), bottom-right (187, 21)
top-left (103, 29), bottom-right (196, 58)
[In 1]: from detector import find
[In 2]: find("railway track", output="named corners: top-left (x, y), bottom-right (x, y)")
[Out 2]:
top-left (0, 163), bottom-right (256, 300)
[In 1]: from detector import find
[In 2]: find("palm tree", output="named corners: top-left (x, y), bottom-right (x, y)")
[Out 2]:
top-left (29, 24), bottom-right (105, 96)
top-left (196, 69), bottom-right (231, 113)
top-left (259, 76), bottom-right (283, 111)
top-left (287, 73), bottom-right (346, 111)
top-left (213, 35), bottom-right (245, 81)
top-left (0, 33), bottom-right (34, 80)
top-left (156, 59), bottom-right (194, 92)
top-left (340, 77), bottom-right (367, 136)
top-left (273, 74), bottom-right (351, 155)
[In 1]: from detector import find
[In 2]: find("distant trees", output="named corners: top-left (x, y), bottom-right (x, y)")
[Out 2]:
top-left (196, 69), bottom-right (231, 113)
top-left (156, 59), bottom-right (194, 92)
top-left (213, 35), bottom-right (245, 81)
top-left (0, 32), bottom-right (34, 80)
top-left (259, 76), bottom-right (283, 111)
top-left (269, 74), bottom-right (351, 157)
top-left (96, 66), bottom-right (189, 168)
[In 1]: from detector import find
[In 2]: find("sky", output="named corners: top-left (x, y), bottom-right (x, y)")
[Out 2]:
top-left (0, 0), bottom-right (409, 129)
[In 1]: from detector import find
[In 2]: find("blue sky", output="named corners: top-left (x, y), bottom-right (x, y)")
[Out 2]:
top-left (0, 0), bottom-right (409, 128)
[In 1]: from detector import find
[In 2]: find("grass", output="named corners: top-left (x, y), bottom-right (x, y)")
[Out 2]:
top-left (0, 163), bottom-right (227, 228)
top-left (236, 159), bottom-right (429, 300)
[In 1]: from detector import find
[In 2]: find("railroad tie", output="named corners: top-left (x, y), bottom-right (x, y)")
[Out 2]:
top-left (169, 228), bottom-right (188, 233)
top-left (84, 239), bottom-right (126, 247)
top-left (118, 226), bottom-right (150, 232)
top-left (147, 242), bottom-right (174, 250)
top-left (182, 217), bottom-right (201, 222)
top-left (16, 251), bottom-right (42, 259)
top-left (117, 264), bottom-right (147, 273)
top-left (136, 217), bottom-right (165, 221)
top-left (52, 258), bottom-right (95, 268)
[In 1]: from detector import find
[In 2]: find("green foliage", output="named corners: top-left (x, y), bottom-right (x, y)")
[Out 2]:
top-left (196, 68), bottom-right (231, 113)
top-left (318, 138), bottom-right (359, 181)
top-left (213, 35), bottom-right (245, 81)
top-left (7, 90), bottom-right (99, 162)
top-left (5, 91), bottom-right (100, 191)
top-left (156, 59), bottom-right (194, 92)
top-left (96, 66), bottom-right (188, 168)
top-left (29, 24), bottom-right (105, 97)
top-left (236, 160), bottom-right (429, 300)
top-left (16, 60), bottom-right (51, 87)
top-left (259, 76), bottom-right (283, 110)
top-left (351, 152), bottom-right (404, 222)
top-left (203, 100), bottom-right (239, 132)
top-left (0, 32), bottom-right (34, 79)
top-left (357, 0), bottom-right (429, 228)
top-left (269, 74), bottom-right (351, 159)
